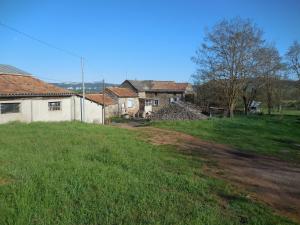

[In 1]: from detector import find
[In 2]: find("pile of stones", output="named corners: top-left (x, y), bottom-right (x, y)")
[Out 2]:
top-left (150, 102), bottom-right (208, 121)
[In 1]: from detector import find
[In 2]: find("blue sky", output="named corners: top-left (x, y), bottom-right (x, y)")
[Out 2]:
top-left (0, 0), bottom-right (300, 83)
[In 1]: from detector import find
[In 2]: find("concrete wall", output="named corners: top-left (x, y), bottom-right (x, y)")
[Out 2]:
top-left (0, 96), bottom-right (103, 124)
top-left (73, 96), bottom-right (103, 124)
top-left (0, 98), bottom-right (31, 123)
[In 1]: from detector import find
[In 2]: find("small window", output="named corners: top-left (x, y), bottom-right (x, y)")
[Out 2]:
top-left (0, 103), bottom-right (20, 114)
top-left (48, 101), bottom-right (61, 111)
top-left (153, 100), bottom-right (159, 106)
top-left (127, 99), bottom-right (134, 108)
top-left (145, 99), bottom-right (152, 106)
top-left (171, 97), bottom-right (180, 102)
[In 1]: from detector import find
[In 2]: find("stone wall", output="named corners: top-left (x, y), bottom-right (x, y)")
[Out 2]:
top-left (145, 92), bottom-right (184, 112)
top-left (117, 97), bottom-right (139, 116)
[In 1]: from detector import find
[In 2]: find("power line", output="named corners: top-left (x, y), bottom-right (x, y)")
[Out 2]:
top-left (0, 21), bottom-right (102, 82)
top-left (0, 21), bottom-right (90, 122)
top-left (0, 22), bottom-right (108, 83)
top-left (0, 21), bottom-right (81, 59)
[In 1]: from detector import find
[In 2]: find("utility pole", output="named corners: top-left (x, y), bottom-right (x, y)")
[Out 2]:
top-left (81, 57), bottom-right (86, 122)
top-left (102, 79), bottom-right (105, 124)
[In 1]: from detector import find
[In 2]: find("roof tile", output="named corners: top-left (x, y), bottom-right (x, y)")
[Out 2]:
top-left (106, 87), bottom-right (138, 97)
top-left (0, 74), bottom-right (73, 97)
top-left (125, 80), bottom-right (189, 92)
top-left (85, 93), bottom-right (116, 105)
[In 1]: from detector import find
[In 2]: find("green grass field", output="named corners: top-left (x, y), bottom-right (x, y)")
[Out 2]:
top-left (261, 109), bottom-right (300, 116)
top-left (0, 122), bottom-right (296, 225)
top-left (152, 115), bottom-right (300, 163)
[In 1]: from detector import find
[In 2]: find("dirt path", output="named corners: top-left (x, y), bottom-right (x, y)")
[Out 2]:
top-left (116, 123), bottom-right (300, 223)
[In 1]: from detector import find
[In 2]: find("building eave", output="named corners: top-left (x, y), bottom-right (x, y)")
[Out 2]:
top-left (0, 93), bottom-right (74, 98)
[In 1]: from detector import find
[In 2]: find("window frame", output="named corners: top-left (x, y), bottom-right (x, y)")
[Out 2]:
top-left (153, 99), bottom-right (159, 106)
top-left (145, 99), bottom-right (152, 106)
top-left (48, 101), bottom-right (62, 111)
top-left (0, 103), bottom-right (21, 114)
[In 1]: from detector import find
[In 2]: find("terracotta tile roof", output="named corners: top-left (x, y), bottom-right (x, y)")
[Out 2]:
top-left (105, 87), bottom-right (138, 97)
top-left (85, 93), bottom-right (116, 105)
top-left (123, 80), bottom-right (189, 92)
top-left (151, 81), bottom-right (188, 91)
top-left (0, 74), bottom-right (73, 97)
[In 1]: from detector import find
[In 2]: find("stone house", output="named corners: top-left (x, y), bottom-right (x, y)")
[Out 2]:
top-left (120, 80), bottom-right (194, 112)
top-left (0, 65), bottom-right (105, 124)
top-left (104, 87), bottom-right (140, 117)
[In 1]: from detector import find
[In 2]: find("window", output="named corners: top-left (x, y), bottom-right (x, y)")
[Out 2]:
top-left (0, 103), bottom-right (20, 114)
top-left (145, 99), bottom-right (152, 106)
top-left (170, 97), bottom-right (180, 103)
top-left (127, 99), bottom-right (134, 108)
top-left (48, 101), bottom-right (61, 111)
top-left (153, 100), bottom-right (159, 106)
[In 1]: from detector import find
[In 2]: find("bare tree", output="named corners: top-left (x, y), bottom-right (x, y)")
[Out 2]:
top-left (286, 41), bottom-right (300, 79)
top-left (192, 18), bottom-right (263, 117)
top-left (241, 76), bottom-right (263, 115)
top-left (192, 79), bottom-right (225, 113)
top-left (255, 46), bottom-right (283, 115)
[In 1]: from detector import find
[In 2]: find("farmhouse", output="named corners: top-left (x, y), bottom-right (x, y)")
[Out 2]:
top-left (0, 65), bottom-right (104, 124)
top-left (120, 80), bottom-right (194, 112)
top-left (104, 87), bottom-right (140, 117)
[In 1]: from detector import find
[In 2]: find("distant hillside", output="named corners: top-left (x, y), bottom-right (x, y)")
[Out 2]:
top-left (51, 82), bottom-right (119, 93)
top-left (276, 79), bottom-right (300, 101)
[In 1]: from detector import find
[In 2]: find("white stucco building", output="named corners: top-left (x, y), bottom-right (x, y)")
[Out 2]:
top-left (0, 65), bottom-right (104, 124)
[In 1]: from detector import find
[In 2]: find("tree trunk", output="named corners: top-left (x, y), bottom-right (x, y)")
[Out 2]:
top-left (227, 103), bottom-right (235, 118)
top-left (243, 96), bottom-right (248, 115)
top-left (267, 92), bottom-right (272, 115)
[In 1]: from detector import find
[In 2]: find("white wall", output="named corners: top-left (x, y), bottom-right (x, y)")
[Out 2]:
top-left (0, 96), bottom-right (103, 124)
top-left (144, 105), bottom-right (152, 114)
top-left (0, 99), bottom-right (31, 123)
top-left (73, 96), bottom-right (103, 124)
top-left (32, 97), bottom-right (73, 122)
